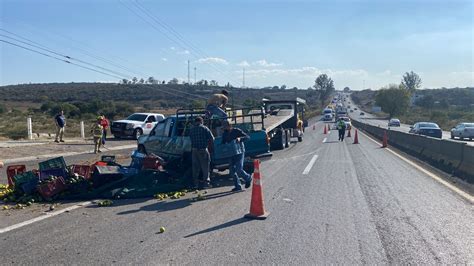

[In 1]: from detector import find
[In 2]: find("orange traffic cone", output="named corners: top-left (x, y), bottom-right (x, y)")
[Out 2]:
top-left (347, 128), bottom-right (351, 137)
top-left (353, 129), bottom-right (359, 144)
top-left (244, 160), bottom-right (269, 220)
top-left (323, 125), bottom-right (327, 134)
top-left (382, 131), bottom-right (388, 148)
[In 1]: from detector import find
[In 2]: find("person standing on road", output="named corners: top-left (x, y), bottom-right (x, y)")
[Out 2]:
top-left (100, 115), bottom-right (109, 146)
top-left (222, 121), bottom-right (252, 192)
top-left (337, 118), bottom-right (346, 141)
top-left (189, 116), bottom-right (214, 189)
top-left (206, 89), bottom-right (229, 119)
top-left (91, 116), bottom-right (104, 154)
top-left (54, 110), bottom-right (66, 143)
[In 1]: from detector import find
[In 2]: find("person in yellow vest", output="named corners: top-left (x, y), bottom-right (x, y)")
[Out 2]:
top-left (91, 116), bottom-right (104, 154)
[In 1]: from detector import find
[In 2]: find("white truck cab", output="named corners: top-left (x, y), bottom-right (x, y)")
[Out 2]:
top-left (111, 113), bottom-right (165, 139)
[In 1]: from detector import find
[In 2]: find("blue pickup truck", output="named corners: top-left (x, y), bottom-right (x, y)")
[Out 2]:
top-left (137, 98), bottom-right (307, 172)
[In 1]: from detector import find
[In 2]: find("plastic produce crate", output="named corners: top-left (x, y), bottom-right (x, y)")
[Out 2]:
top-left (39, 157), bottom-right (66, 171)
top-left (38, 177), bottom-right (66, 199)
top-left (7, 165), bottom-right (27, 187)
top-left (13, 171), bottom-right (37, 187)
top-left (142, 157), bottom-right (162, 170)
top-left (19, 178), bottom-right (39, 194)
top-left (40, 168), bottom-right (68, 180)
top-left (70, 165), bottom-right (92, 180)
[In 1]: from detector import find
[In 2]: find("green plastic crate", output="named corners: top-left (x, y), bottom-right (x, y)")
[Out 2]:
top-left (13, 171), bottom-right (38, 186)
top-left (39, 157), bottom-right (66, 171)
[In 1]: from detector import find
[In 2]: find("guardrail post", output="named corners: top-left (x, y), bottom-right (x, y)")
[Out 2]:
top-left (80, 121), bottom-right (85, 139)
top-left (27, 117), bottom-right (33, 140)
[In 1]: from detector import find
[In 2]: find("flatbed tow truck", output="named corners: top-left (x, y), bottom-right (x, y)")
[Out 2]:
top-left (137, 98), bottom-right (307, 173)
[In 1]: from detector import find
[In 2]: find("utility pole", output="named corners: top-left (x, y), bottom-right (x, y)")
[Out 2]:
top-left (242, 68), bottom-right (245, 88)
top-left (194, 67), bottom-right (196, 84)
top-left (187, 60), bottom-right (190, 84)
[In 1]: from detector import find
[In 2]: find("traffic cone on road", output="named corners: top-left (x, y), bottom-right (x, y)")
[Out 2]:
top-left (382, 130), bottom-right (388, 148)
top-left (244, 160), bottom-right (269, 220)
top-left (353, 129), bottom-right (359, 144)
top-left (323, 125), bottom-right (327, 134)
top-left (347, 128), bottom-right (351, 137)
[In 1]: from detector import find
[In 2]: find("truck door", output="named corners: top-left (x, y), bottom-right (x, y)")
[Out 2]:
top-left (144, 119), bottom-right (167, 155)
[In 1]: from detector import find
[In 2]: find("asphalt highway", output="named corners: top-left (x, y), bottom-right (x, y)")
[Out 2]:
top-left (1, 121), bottom-right (473, 264)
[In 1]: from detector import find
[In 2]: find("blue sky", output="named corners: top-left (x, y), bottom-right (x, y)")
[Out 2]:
top-left (0, 0), bottom-right (472, 89)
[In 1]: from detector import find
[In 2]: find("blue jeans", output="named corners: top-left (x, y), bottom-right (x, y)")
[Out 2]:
top-left (206, 104), bottom-right (228, 119)
top-left (229, 153), bottom-right (251, 188)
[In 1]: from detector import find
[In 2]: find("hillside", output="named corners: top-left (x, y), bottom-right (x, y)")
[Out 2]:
top-left (0, 83), bottom-right (323, 139)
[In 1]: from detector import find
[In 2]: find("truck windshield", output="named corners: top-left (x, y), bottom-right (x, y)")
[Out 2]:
top-left (126, 114), bottom-right (148, 122)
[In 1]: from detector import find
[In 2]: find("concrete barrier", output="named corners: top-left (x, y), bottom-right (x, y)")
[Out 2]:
top-left (457, 145), bottom-right (474, 183)
top-left (352, 118), bottom-right (473, 184)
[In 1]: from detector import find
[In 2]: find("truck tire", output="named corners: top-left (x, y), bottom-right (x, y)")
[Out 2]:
top-left (298, 136), bottom-right (303, 142)
top-left (271, 130), bottom-right (285, 150)
top-left (133, 128), bottom-right (143, 140)
top-left (285, 130), bottom-right (290, 148)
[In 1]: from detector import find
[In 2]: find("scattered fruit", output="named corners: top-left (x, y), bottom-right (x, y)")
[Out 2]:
top-left (159, 226), bottom-right (166, 233)
top-left (97, 200), bottom-right (113, 207)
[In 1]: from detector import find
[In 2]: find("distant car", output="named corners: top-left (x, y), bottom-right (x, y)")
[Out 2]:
top-left (323, 113), bottom-right (333, 121)
top-left (354, 108), bottom-right (358, 110)
top-left (388, 118), bottom-right (401, 127)
top-left (409, 122), bottom-right (442, 138)
top-left (111, 113), bottom-right (165, 139)
top-left (360, 112), bottom-right (365, 116)
top-left (450, 123), bottom-right (474, 140)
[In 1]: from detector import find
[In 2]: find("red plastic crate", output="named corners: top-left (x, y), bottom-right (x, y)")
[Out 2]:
top-left (70, 165), bottom-right (92, 180)
top-left (37, 177), bottom-right (66, 199)
top-left (6, 165), bottom-right (26, 187)
top-left (142, 158), bottom-right (162, 170)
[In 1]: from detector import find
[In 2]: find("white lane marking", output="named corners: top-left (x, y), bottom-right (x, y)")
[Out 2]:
top-left (302, 155), bottom-right (319, 175)
top-left (267, 150), bottom-right (318, 162)
top-left (357, 129), bottom-right (474, 203)
top-left (0, 201), bottom-right (94, 234)
top-left (323, 138), bottom-right (327, 143)
top-left (4, 144), bottom-right (136, 164)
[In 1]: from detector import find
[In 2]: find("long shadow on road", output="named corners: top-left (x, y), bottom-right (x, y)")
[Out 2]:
top-left (114, 190), bottom-right (237, 216)
top-left (184, 217), bottom-right (252, 238)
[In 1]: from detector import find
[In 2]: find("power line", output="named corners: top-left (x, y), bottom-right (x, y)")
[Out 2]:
top-left (126, 0), bottom-right (242, 86)
top-left (0, 32), bottom-right (133, 79)
top-left (0, 39), bottom-right (124, 80)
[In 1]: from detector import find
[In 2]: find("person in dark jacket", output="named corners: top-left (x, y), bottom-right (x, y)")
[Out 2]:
top-left (222, 121), bottom-right (252, 192)
top-left (54, 110), bottom-right (66, 143)
top-left (189, 116), bottom-right (214, 189)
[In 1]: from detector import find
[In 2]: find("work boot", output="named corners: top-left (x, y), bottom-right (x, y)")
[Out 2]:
top-left (60, 140), bottom-right (65, 142)
top-left (245, 177), bottom-right (252, 189)
top-left (231, 186), bottom-right (242, 192)
top-left (54, 140), bottom-right (59, 143)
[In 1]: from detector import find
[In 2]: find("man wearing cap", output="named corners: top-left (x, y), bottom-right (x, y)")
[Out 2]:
top-left (206, 89), bottom-right (229, 119)
top-left (188, 116), bottom-right (214, 189)
top-left (91, 116), bottom-right (104, 154)
top-left (222, 121), bottom-right (252, 192)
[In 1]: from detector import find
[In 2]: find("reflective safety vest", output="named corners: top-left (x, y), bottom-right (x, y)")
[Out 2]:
top-left (92, 124), bottom-right (104, 138)
top-left (337, 121), bottom-right (345, 130)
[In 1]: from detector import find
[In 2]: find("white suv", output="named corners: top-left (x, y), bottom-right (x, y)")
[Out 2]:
top-left (111, 113), bottom-right (165, 139)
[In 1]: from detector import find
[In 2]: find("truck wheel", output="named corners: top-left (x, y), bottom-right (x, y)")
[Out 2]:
top-left (271, 131), bottom-right (285, 150)
top-left (285, 130), bottom-right (290, 148)
top-left (133, 128), bottom-right (143, 140)
top-left (298, 136), bottom-right (303, 142)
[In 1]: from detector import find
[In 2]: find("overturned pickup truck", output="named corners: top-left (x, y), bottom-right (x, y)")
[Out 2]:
top-left (137, 98), bottom-right (307, 172)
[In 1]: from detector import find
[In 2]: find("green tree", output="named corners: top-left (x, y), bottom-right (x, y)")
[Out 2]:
top-left (139, 78), bottom-right (145, 84)
top-left (313, 74), bottom-right (335, 106)
top-left (132, 77), bottom-right (138, 84)
top-left (375, 84), bottom-right (410, 118)
top-left (209, 80), bottom-right (218, 86)
top-left (168, 78), bottom-right (179, 85)
top-left (147, 77), bottom-right (157, 84)
top-left (343, 87), bottom-right (350, 92)
top-left (401, 71), bottom-right (422, 93)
